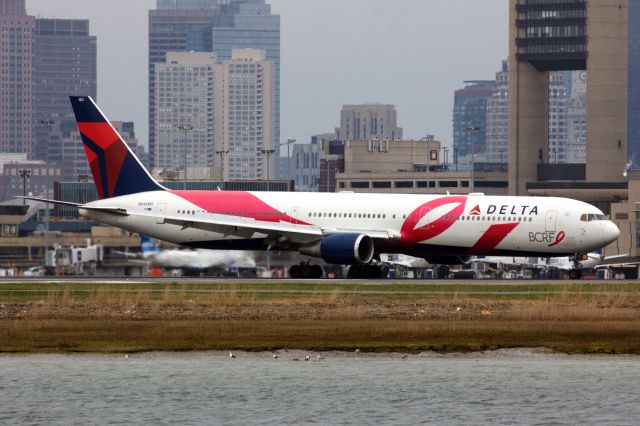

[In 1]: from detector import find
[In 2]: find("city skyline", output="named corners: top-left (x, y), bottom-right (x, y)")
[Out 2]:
top-left (26, 0), bottom-right (509, 151)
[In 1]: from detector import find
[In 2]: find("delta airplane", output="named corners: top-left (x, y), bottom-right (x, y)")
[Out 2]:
top-left (21, 97), bottom-right (620, 279)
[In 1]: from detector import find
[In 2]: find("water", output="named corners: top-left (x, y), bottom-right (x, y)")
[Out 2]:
top-left (1, 350), bottom-right (639, 425)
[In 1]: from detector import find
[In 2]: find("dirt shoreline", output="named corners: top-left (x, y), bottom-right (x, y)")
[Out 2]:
top-left (2, 297), bottom-right (640, 354)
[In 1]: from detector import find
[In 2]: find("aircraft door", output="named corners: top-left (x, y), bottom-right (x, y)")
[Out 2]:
top-left (545, 210), bottom-right (557, 232)
top-left (157, 203), bottom-right (167, 224)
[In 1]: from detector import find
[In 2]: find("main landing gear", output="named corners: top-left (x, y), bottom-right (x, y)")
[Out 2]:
top-left (288, 263), bottom-right (390, 279)
top-left (288, 263), bottom-right (324, 279)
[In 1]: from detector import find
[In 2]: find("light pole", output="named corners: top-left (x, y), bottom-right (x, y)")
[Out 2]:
top-left (279, 138), bottom-right (296, 181)
top-left (261, 148), bottom-right (276, 181)
top-left (443, 147), bottom-right (449, 168)
top-left (19, 169), bottom-right (31, 206)
top-left (178, 124), bottom-right (193, 190)
top-left (215, 149), bottom-right (229, 184)
top-left (466, 126), bottom-right (481, 192)
top-left (499, 149), bottom-right (505, 172)
top-left (40, 118), bottom-right (55, 266)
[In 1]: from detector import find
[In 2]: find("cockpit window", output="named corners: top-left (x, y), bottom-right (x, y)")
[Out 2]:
top-left (581, 213), bottom-right (607, 222)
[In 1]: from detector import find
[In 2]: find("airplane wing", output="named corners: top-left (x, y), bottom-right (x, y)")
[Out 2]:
top-left (129, 210), bottom-right (394, 244)
top-left (16, 197), bottom-right (128, 216)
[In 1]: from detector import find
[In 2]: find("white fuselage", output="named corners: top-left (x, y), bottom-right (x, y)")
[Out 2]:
top-left (81, 191), bottom-right (620, 258)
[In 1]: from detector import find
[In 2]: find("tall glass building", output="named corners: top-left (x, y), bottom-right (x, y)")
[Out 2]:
top-left (211, 0), bottom-right (281, 174)
top-left (157, 0), bottom-right (223, 10)
top-left (452, 81), bottom-right (494, 165)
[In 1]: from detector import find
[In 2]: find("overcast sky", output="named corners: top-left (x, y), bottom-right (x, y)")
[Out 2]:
top-left (27, 0), bottom-right (509, 150)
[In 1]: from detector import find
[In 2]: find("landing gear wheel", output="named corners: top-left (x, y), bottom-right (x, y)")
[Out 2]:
top-left (289, 264), bottom-right (302, 279)
top-left (311, 265), bottom-right (324, 279)
top-left (347, 264), bottom-right (385, 279)
top-left (568, 269), bottom-right (582, 280)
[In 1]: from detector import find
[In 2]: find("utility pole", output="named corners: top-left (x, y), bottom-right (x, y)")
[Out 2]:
top-left (178, 124), bottom-right (193, 190)
top-left (260, 148), bottom-right (276, 182)
top-left (215, 149), bottom-right (229, 184)
top-left (466, 126), bottom-right (481, 192)
top-left (40, 118), bottom-right (55, 266)
top-left (19, 169), bottom-right (31, 206)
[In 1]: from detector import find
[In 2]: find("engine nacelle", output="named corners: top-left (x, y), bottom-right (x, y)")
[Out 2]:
top-left (422, 255), bottom-right (472, 265)
top-left (300, 233), bottom-right (375, 265)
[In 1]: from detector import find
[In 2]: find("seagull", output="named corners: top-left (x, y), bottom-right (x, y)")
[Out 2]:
top-left (355, 349), bottom-right (360, 353)
top-left (305, 355), bottom-right (310, 361)
top-left (124, 354), bottom-right (128, 359)
top-left (229, 352), bottom-right (235, 358)
top-left (273, 354), bottom-right (278, 359)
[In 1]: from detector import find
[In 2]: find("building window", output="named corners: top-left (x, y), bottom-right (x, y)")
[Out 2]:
top-left (351, 182), bottom-right (369, 189)
top-left (373, 181), bottom-right (392, 189)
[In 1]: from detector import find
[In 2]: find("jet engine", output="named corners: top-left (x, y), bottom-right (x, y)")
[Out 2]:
top-left (422, 255), bottom-right (472, 265)
top-left (300, 233), bottom-right (375, 265)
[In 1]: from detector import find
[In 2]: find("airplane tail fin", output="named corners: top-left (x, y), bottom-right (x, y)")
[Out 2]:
top-left (70, 96), bottom-right (164, 199)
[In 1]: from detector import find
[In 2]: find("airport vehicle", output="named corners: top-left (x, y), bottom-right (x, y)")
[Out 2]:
top-left (20, 96), bottom-right (620, 279)
top-left (475, 251), bottom-right (629, 279)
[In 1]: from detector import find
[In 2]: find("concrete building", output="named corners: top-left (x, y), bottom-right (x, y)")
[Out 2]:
top-left (34, 18), bottom-right (97, 164)
top-left (335, 139), bottom-right (508, 196)
top-left (452, 81), bottom-right (494, 163)
top-left (292, 134), bottom-right (329, 192)
top-left (148, 6), bottom-right (219, 169)
top-left (155, 52), bottom-right (217, 179)
top-left (335, 104), bottom-right (403, 141)
top-left (0, 161), bottom-right (62, 201)
top-left (215, 49), bottom-right (275, 181)
top-left (509, 0), bottom-right (637, 195)
top-left (0, 0), bottom-right (35, 157)
top-left (211, 0), bottom-right (281, 175)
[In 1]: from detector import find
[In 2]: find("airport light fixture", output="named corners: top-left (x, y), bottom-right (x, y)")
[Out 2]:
top-left (39, 119), bottom-right (56, 266)
top-left (215, 149), bottom-right (229, 183)
top-left (178, 124), bottom-right (194, 190)
top-left (466, 126), bottom-right (481, 192)
top-left (19, 169), bottom-right (31, 205)
top-left (261, 149), bottom-right (276, 181)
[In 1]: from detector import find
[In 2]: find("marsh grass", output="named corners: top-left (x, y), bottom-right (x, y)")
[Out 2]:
top-left (2, 283), bottom-right (640, 354)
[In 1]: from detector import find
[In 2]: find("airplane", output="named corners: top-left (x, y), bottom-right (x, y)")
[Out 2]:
top-left (115, 235), bottom-right (257, 269)
top-left (19, 96), bottom-right (621, 279)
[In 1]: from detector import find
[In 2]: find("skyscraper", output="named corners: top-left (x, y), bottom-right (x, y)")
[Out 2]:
top-left (211, 0), bottom-right (280, 173)
top-left (34, 19), bottom-right (97, 164)
top-left (0, 0), bottom-right (35, 157)
top-left (335, 105), bottom-right (403, 141)
top-left (157, 0), bottom-right (223, 10)
top-left (215, 49), bottom-right (275, 181)
top-left (148, 6), bottom-right (219, 169)
top-left (485, 62), bottom-right (509, 166)
top-left (452, 81), bottom-right (494, 164)
top-left (155, 52), bottom-right (217, 179)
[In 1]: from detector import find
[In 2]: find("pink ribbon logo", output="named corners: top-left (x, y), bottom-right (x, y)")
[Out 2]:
top-left (548, 231), bottom-right (566, 247)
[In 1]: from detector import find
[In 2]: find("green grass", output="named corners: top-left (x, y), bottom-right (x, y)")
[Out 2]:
top-left (1, 281), bottom-right (640, 303)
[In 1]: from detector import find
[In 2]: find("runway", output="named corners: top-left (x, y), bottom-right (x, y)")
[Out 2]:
top-left (0, 277), bottom-right (637, 286)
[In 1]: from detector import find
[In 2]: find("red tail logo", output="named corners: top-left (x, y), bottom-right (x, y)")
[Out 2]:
top-left (469, 205), bottom-right (481, 215)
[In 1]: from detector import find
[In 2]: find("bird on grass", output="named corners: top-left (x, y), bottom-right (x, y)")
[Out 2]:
top-left (229, 352), bottom-right (236, 359)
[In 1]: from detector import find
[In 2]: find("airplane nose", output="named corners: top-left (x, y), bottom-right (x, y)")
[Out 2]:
top-left (602, 221), bottom-right (620, 245)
